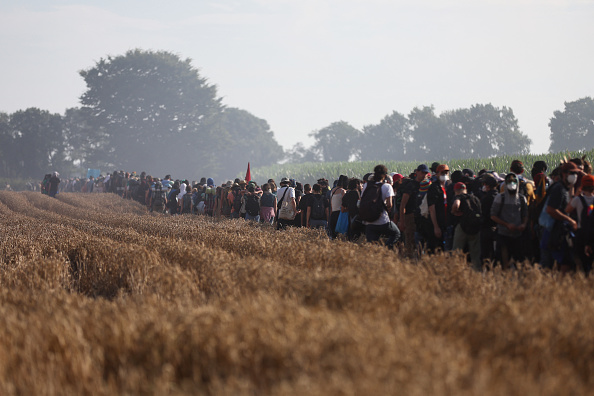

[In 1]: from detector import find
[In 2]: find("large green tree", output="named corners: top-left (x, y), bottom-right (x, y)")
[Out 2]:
top-left (359, 111), bottom-right (410, 161)
top-left (0, 108), bottom-right (65, 178)
top-left (79, 49), bottom-right (223, 177)
top-left (309, 121), bottom-right (361, 162)
top-left (440, 104), bottom-right (531, 159)
top-left (407, 106), bottom-right (450, 161)
top-left (549, 97), bottom-right (594, 152)
top-left (210, 107), bottom-right (283, 180)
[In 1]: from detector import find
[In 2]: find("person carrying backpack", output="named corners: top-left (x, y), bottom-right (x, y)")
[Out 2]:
top-left (168, 181), bottom-right (181, 215)
top-left (359, 165), bottom-right (400, 249)
top-left (244, 185), bottom-right (261, 222)
top-left (151, 181), bottom-right (167, 214)
top-left (306, 183), bottom-right (329, 229)
top-left (479, 174), bottom-right (499, 263)
top-left (399, 164), bottom-right (430, 258)
top-left (276, 177), bottom-right (296, 230)
top-left (180, 185), bottom-right (193, 214)
top-left (565, 174), bottom-right (594, 274)
top-left (491, 173), bottom-right (528, 269)
top-left (451, 182), bottom-right (482, 271)
top-left (425, 164), bottom-right (451, 253)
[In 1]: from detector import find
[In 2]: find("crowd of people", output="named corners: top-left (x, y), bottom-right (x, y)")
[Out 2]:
top-left (42, 157), bottom-right (594, 273)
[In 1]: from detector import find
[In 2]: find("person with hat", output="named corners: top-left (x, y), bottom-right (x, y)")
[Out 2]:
top-left (425, 164), bottom-right (451, 253)
top-left (540, 162), bottom-right (581, 270)
top-left (398, 164), bottom-right (430, 258)
top-left (276, 177), bottom-right (297, 230)
top-left (563, 173), bottom-right (594, 274)
top-left (451, 182), bottom-right (482, 271)
top-left (491, 173), bottom-right (528, 269)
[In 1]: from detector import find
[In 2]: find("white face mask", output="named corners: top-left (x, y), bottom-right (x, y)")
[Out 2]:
top-left (507, 182), bottom-right (517, 191)
top-left (567, 174), bottom-right (578, 185)
top-left (482, 186), bottom-right (487, 192)
top-left (439, 175), bottom-right (449, 182)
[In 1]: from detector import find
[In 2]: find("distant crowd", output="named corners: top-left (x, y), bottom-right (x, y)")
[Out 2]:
top-left (41, 157), bottom-right (594, 273)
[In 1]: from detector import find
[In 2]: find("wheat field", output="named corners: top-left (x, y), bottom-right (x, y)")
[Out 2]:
top-left (0, 191), bottom-right (593, 395)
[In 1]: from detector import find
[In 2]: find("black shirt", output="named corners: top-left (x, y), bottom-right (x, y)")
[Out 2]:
top-left (401, 179), bottom-right (420, 214)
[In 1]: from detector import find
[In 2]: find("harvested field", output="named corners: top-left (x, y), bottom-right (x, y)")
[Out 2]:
top-left (1, 191), bottom-right (593, 395)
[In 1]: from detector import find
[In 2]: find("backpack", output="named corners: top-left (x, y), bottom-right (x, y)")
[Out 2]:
top-left (153, 189), bottom-right (165, 206)
top-left (182, 194), bottom-right (193, 213)
top-left (458, 193), bottom-right (482, 235)
top-left (246, 194), bottom-right (260, 216)
top-left (168, 189), bottom-right (179, 210)
top-left (311, 195), bottom-right (326, 220)
top-left (359, 182), bottom-right (386, 222)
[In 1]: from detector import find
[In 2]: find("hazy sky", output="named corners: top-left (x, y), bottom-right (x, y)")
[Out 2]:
top-left (1, 0), bottom-right (593, 154)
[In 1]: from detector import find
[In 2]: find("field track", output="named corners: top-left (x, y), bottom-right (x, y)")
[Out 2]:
top-left (1, 191), bottom-right (594, 395)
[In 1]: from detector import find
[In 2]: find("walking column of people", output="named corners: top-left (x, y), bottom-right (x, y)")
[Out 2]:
top-left (44, 157), bottom-right (594, 273)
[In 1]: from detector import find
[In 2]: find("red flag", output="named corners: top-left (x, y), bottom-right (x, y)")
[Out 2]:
top-left (245, 162), bottom-right (251, 182)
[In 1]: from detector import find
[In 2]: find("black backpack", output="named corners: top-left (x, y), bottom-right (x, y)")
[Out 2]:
top-left (311, 195), bottom-right (326, 220)
top-left (153, 189), bottom-right (165, 206)
top-left (359, 182), bottom-right (386, 222)
top-left (246, 194), bottom-right (260, 216)
top-left (459, 193), bottom-right (482, 235)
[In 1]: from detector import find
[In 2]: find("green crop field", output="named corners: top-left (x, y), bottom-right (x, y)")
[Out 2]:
top-left (248, 148), bottom-right (594, 185)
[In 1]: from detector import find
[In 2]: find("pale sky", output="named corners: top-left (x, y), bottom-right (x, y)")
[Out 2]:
top-left (1, 0), bottom-right (593, 154)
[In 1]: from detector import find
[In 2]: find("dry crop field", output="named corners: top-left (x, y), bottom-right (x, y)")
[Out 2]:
top-left (1, 191), bottom-right (594, 395)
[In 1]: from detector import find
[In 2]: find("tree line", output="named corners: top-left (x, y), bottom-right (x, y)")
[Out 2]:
top-left (0, 48), bottom-right (591, 180)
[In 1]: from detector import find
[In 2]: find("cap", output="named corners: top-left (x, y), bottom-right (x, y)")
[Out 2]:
top-left (436, 164), bottom-right (450, 173)
top-left (561, 162), bottom-right (579, 173)
top-left (482, 174), bottom-right (499, 188)
top-left (392, 173), bottom-right (404, 182)
top-left (454, 182), bottom-right (466, 191)
top-left (280, 177), bottom-right (290, 185)
top-left (416, 164), bottom-right (430, 173)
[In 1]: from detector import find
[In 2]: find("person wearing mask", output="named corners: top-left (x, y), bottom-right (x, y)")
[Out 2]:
top-left (540, 162), bottom-right (580, 271)
top-left (491, 173), bottom-right (528, 269)
top-left (479, 174), bottom-right (499, 263)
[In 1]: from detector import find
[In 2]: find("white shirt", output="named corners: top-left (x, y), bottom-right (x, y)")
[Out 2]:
top-left (361, 182), bottom-right (395, 225)
top-left (277, 186), bottom-right (295, 203)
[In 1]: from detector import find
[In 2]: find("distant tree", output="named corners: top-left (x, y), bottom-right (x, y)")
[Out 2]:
top-left (211, 107), bottom-right (283, 179)
top-left (359, 111), bottom-right (410, 161)
top-left (441, 104), bottom-right (531, 158)
top-left (549, 97), bottom-right (594, 152)
top-left (285, 142), bottom-right (318, 164)
top-left (309, 121), bottom-right (361, 162)
top-left (79, 49), bottom-right (223, 177)
top-left (62, 107), bottom-right (110, 172)
top-left (407, 106), bottom-right (449, 161)
top-left (0, 112), bottom-right (11, 177)
top-left (2, 108), bottom-right (65, 178)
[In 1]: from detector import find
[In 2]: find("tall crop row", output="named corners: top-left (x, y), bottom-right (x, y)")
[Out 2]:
top-left (249, 148), bottom-right (594, 184)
